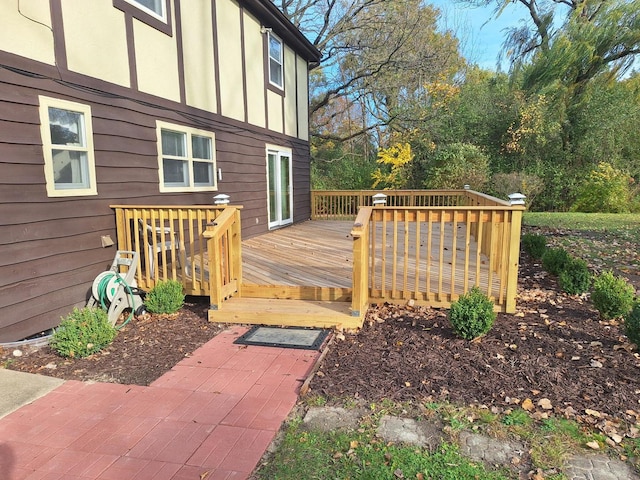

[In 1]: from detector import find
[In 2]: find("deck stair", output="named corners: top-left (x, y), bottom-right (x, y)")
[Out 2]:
top-left (207, 297), bottom-right (364, 330)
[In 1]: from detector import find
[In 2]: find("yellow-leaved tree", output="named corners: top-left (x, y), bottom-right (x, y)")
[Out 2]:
top-left (371, 143), bottom-right (413, 189)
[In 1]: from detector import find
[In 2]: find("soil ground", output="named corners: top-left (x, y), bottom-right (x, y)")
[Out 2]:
top-left (1, 226), bottom-right (639, 440)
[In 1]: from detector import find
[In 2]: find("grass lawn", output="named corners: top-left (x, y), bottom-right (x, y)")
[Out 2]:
top-left (523, 212), bottom-right (640, 279)
top-left (523, 212), bottom-right (640, 233)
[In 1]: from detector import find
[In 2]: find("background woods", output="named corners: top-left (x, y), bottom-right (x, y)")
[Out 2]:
top-left (276, 0), bottom-right (640, 212)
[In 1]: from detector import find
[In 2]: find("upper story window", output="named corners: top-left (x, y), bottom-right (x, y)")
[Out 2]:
top-left (113, 0), bottom-right (172, 35)
top-left (157, 121), bottom-right (217, 193)
top-left (125, 0), bottom-right (165, 21)
top-left (38, 96), bottom-right (97, 197)
top-left (268, 32), bottom-right (284, 90)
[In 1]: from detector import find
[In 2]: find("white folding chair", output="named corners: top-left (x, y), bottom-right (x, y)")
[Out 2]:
top-left (138, 219), bottom-right (181, 276)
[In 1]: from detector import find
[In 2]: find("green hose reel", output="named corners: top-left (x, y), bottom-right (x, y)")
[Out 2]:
top-left (87, 251), bottom-right (146, 328)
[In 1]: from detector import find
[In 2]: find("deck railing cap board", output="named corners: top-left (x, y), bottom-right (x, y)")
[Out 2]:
top-left (203, 207), bottom-right (239, 237)
top-left (351, 207), bottom-right (373, 236)
top-left (110, 205), bottom-right (244, 209)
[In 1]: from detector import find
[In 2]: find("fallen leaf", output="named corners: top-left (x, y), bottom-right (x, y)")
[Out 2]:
top-left (586, 441), bottom-right (600, 450)
top-left (350, 440), bottom-right (359, 449)
top-left (585, 409), bottom-right (602, 418)
top-left (538, 398), bottom-right (553, 410)
top-left (530, 468), bottom-right (545, 480)
top-left (609, 434), bottom-right (623, 444)
top-left (522, 398), bottom-right (535, 412)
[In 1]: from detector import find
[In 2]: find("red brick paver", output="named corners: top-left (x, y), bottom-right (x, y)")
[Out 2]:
top-left (0, 327), bottom-right (320, 479)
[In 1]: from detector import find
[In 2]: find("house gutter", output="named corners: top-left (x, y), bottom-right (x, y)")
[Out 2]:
top-left (241, 0), bottom-right (322, 66)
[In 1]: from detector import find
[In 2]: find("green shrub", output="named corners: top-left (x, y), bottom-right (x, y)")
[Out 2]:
top-left (422, 143), bottom-right (491, 191)
top-left (624, 303), bottom-right (640, 348)
top-left (521, 233), bottom-right (547, 259)
top-left (449, 287), bottom-right (497, 340)
top-left (571, 162), bottom-right (634, 213)
top-left (541, 247), bottom-right (570, 276)
top-left (50, 307), bottom-right (117, 358)
top-left (591, 271), bottom-right (636, 319)
top-left (144, 280), bottom-right (185, 314)
top-left (558, 257), bottom-right (591, 295)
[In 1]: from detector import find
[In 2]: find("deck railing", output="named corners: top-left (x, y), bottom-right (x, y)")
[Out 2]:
top-left (202, 207), bottom-right (243, 309)
top-left (111, 205), bottom-right (242, 307)
top-left (312, 189), bottom-right (477, 220)
top-left (349, 190), bottom-right (524, 313)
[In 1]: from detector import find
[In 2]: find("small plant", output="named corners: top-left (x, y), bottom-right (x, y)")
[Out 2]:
top-left (591, 271), bottom-right (635, 319)
top-left (624, 303), bottom-right (640, 348)
top-left (448, 287), bottom-right (496, 340)
top-left (558, 257), bottom-right (591, 295)
top-left (144, 280), bottom-right (185, 314)
top-left (541, 247), bottom-right (570, 276)
top-left (501, 408), bottom-right (531, 427)
top-left (50, 307), bottom-right (117, 358)
top-left (521, 233), bottom-right (547, 259)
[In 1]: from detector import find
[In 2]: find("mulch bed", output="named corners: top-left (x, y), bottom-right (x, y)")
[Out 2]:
top-left (309, 256), bottom-right (640, 438)
top-left (0, 299), bottom-right (223, 386)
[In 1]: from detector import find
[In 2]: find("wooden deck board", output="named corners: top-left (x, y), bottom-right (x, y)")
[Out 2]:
top-left (241, 220), bottom-right (502, 299)
top-left (242, 221), bottom-right (354, 288)
top-left (208, 297), bottom-right (361, 330)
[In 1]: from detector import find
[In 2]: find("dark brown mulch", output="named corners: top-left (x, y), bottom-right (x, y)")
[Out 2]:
top-left (0, 298), bottom-right (224, 386)
top-left (309, 256), bottom-right (640, 433)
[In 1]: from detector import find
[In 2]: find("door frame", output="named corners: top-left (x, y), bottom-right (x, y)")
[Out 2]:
top-left (266, 145), bottom-right (293, 229)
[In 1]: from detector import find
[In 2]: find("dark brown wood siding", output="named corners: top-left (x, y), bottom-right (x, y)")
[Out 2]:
top-left (0, 55), bottom-right (312, 342)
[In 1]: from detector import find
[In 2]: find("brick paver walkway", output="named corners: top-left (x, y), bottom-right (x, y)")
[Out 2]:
top-left (0, 327), bottom-right (319, 479)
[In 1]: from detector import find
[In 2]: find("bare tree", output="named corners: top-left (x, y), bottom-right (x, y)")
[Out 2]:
top-left (273, 0), bottom-right (464, 144)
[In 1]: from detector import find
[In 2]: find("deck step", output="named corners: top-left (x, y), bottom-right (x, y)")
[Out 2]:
top-left (207, 297), bottom-right (364, 330)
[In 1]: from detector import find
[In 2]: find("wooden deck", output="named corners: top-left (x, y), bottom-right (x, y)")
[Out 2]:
top-left (240, 220), bottom-right (500, 298)
top-left (242, 221), bottom-right (353, 288)
top-left (113, 196), bottom-right (522, 330)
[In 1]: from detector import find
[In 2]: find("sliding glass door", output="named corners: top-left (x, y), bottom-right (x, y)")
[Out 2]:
top-left (267, 147), bottom-right (293, 229)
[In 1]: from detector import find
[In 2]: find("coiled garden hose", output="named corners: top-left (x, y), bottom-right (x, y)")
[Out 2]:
top-left (95, 271), bottom-right (136, 329)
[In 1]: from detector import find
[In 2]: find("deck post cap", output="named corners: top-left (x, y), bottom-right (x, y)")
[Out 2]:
top-left (508, 192), bottom-right (526, 205)
top-left (213, 194), bottom-right (230, 205)
top-left (372, 193), bottom-right (387, 205)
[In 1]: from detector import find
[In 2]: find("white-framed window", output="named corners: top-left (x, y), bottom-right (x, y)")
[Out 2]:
top-left (157, 121), bottom-right (217, 192)
top-left (125, 0), bottom-right (165, 22)
top-left (38, 96), bottom-right (97, 197)
top-left (268, 32), bottom-right (284, 89)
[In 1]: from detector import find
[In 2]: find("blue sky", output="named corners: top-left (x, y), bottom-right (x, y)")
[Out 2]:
top-left (428, 0), bottom-right (527, 71)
